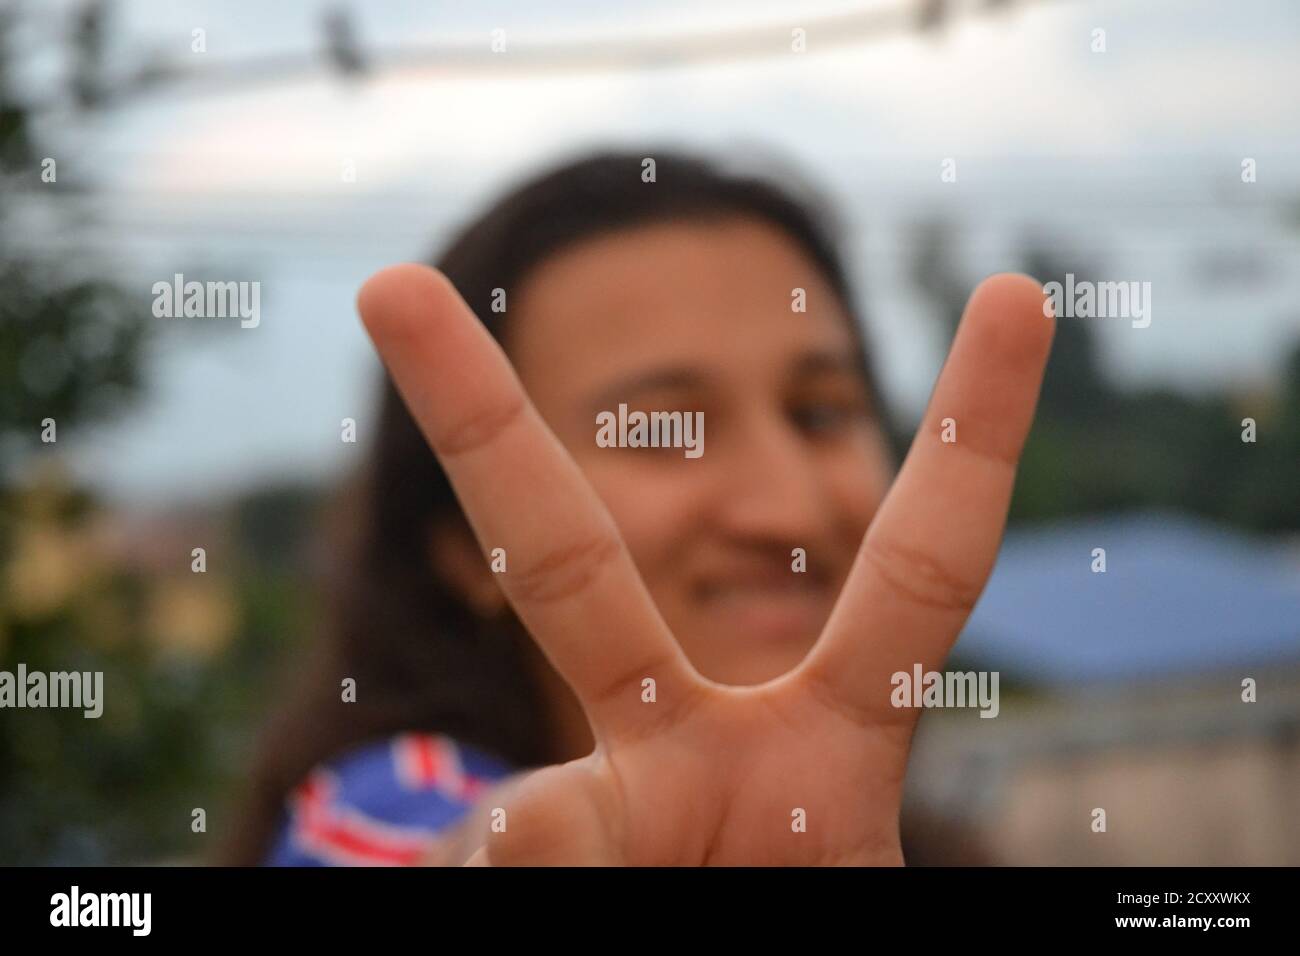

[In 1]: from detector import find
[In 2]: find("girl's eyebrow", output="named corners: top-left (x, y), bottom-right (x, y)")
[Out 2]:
top-left (790, 348), bottom-right (865, 379)
top-left (589, 348), bottom-right (865, 410)
top-left (589, 367), bottom-right (711, 410)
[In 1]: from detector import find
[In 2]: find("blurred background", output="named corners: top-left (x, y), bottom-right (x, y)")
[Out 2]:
top-left (1, 0), bottom-right (1297, 865)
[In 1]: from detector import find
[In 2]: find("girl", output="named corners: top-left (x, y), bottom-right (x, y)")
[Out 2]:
top-left (225, 148), bottom-right (1052, 866)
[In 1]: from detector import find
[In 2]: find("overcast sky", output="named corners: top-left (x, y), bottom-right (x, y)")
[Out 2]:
top-left (18, 0), bottom-right (1300, 503)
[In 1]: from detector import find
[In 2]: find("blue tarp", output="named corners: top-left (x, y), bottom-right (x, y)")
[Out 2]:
top-left (953, 511), bottom-right (1300, 685)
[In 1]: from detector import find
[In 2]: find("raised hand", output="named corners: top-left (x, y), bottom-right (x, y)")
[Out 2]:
top-left (357, 263), bottom-right (1054, 865)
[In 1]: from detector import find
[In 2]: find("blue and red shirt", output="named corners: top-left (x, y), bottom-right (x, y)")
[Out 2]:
top-left (265, 733), bottom-right (513, 866)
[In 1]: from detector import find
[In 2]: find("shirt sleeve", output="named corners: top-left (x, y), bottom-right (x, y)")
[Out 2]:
top-left (264, 733), bottom-right (513, 866)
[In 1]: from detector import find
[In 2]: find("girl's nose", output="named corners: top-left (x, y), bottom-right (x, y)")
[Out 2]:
top-left (711, 413), bottom-right (829, 547)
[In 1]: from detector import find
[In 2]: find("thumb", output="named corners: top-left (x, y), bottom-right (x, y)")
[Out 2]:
top-left (486, 762), bottom-right (621, 866)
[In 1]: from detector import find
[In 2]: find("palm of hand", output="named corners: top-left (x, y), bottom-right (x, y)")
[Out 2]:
top-left (358, 264), bottom-right (1054, 866)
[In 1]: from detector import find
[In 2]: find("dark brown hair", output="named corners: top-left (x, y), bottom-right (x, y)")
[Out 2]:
top-left (221, 146), bottom-right (886, 865)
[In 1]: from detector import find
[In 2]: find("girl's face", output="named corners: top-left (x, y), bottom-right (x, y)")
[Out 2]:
top-left (502, 216), bottom-right (894, 687)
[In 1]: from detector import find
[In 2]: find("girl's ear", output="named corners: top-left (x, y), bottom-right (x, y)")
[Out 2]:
top-left (428, 518), bottom-right (508, 618)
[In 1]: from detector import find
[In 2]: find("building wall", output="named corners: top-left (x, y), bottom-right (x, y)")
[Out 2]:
top-left (905, 667), bottom-right (1300, 865)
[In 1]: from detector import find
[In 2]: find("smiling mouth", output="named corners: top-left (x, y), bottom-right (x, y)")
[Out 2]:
top-left (697, 577), bottom-right (827, 600)
top-left (695, 561), bottom-right (833, 599)
top-left (694, 572), bottom-right (835, 637)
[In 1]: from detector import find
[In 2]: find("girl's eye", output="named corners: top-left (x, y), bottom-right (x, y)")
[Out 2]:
top-left (791, 402), bottom-right (857, 435)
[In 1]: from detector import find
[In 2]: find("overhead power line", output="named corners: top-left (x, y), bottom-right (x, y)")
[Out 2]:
top-left (45, 0), bottom-right (1038, 117)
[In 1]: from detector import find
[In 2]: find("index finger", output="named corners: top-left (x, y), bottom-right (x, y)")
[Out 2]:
top-left (798, 273), bottom-right (1055, 723)
top-left (357, 263), bottom-right (699, 738)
